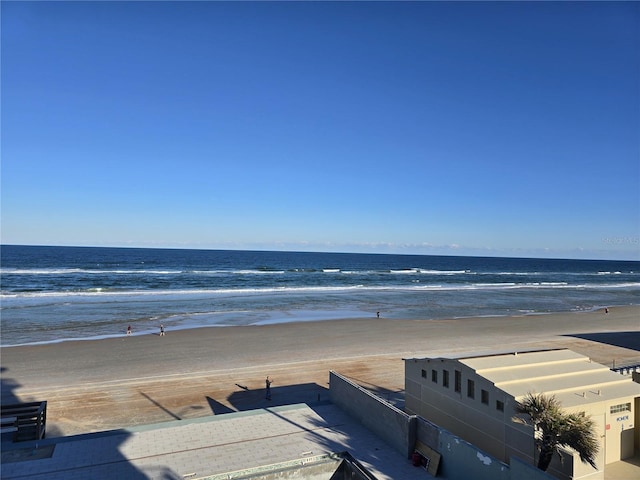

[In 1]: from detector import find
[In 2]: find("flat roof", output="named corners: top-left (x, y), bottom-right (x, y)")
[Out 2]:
top-left (1, 403), bottom-right (426, 480)
top-left (411, 349), bottom-right (640, 409)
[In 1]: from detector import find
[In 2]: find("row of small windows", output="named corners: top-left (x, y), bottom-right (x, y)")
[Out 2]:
top-left (610, 403), bottom-right (631, 414)
top-left (422, 368), bottom-right (504, 412)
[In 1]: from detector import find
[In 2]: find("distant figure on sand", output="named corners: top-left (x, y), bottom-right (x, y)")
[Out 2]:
top-left (605, 308), bottom-right (609, 314)
top-left (160, 324), bottom-right (165, 336)
top-left (376, 311), bottom-right (380, 318)
top-left (127, 325), bottom-right (132, 335)
top-left (265, 376), bottom-right (272, 400)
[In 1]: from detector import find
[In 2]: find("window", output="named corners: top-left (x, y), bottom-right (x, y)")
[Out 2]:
top-left (432, 369), bottom-right (438, 383)
top-left (443, 370), bottom-right (449, 388)
top-left (467, 379), bottom-right (475, 399)
top-left (496, 400), bottom-right (504, 412)
top-left (455, 370), bottom-right (462, 393)
top-left (481, 389), bottom-right (489, 405)
top-left (421, 369), bottom-right (427, 378)
top-left (610, 403), bottom-right (631, 414)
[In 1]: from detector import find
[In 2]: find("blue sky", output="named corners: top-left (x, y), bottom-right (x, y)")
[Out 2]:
top-left (2, 1), bottom-right (639, 260)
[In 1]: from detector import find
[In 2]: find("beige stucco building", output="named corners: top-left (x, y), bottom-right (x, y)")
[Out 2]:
top-left (405, 349), bottom-right (640, 480)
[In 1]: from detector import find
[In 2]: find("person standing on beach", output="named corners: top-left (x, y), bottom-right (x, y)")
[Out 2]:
top-left (265, 376), bottom-right (272, 400)
top-left (160, 324), bottom-right (165, 336)
top-left (127, 325), bottom-right (132, 335)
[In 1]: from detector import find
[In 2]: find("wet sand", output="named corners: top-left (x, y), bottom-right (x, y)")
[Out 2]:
top-left (2, 307), bottom-right (639, 436)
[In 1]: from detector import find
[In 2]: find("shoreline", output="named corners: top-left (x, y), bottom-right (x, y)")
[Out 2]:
top-left (1, 306), bottom-right (639, 436)
top-left (2, 303), bottom-right (637, 349)
top-left (3, 305), bottom-right (639, 385)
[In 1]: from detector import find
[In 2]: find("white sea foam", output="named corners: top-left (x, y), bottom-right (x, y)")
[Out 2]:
top-left (419, 269), bottom-right (470, 274)
top-left (232, 269), bottom-right (286, 275)
top-left (0, 268), bottom-right (183, 275)
top-left (2, 246), bottom-right (638, 347)
top-left (2, 280), bottom-right (639, 301)
top-left (3, 267), bottom-right (635, 278)
top-left (0, 284), bottom-right (372, 300)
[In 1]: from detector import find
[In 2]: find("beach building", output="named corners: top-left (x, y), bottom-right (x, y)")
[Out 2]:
top-left (404, 349), bottom-right (640, 480)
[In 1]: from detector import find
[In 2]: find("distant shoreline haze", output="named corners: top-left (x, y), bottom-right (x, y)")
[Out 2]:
top-left (1, 243), bottom-right (639, 262)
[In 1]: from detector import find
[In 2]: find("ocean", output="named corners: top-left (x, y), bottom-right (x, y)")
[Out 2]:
top-left (1, 245), bottom-right (638, 347)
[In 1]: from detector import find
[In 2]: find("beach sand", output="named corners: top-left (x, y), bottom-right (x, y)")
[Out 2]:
top-left (1, 306), bottom-right (639, 437)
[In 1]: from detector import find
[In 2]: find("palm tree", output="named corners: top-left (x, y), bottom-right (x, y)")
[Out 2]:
top-left (515, 393), bottom-right (599, 472)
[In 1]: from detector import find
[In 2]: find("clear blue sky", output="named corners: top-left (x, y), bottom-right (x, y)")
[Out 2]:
top-left (2, 1), bottom-right (639, 260)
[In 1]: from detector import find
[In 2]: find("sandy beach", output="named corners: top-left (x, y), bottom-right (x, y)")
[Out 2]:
top-left (2, 306), bottom-right (639, 437)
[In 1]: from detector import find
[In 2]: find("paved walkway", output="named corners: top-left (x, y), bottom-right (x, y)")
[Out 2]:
top-left (604, 453), bottom-right (640, 480)
top-left (1, 403), bottom-right (429, 480)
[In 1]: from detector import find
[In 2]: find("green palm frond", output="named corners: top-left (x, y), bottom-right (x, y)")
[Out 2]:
top-left (515, 393), bottom-right (599, 471)
top-left (559, 412), bottom-right (599, 469)
top-left (516, 392), bottom-right (561, 424)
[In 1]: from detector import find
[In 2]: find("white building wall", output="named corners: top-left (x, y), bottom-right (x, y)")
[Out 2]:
top-left (405, 358), bottom-right (533, 464)
top-left (406, 353), bottom-right (640, 480)
top-left (603, 398), bottom-right (635, 462)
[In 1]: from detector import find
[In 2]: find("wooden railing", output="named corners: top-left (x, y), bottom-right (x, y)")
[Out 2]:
top-left (1, 401), bottom-right (47, 442)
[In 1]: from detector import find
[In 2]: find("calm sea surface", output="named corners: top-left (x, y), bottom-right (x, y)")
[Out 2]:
top-left (1, 245), bottom-right (638, 346)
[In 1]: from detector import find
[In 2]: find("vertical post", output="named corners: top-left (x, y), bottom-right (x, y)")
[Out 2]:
top-left (37, 407), bottom-right (42, 439)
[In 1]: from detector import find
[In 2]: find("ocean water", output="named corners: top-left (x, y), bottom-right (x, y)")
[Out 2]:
top-left (1, 245), bottom-right (638, 347)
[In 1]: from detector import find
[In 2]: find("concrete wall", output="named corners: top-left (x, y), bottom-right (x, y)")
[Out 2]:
top-left (329, 371), bottom-right (415, 458)
top-left (636, 397), bottom-right (640, 453)
top-left (414, 415), bottom-right (551, 480)
top-left (405, 358), bottom-right (613, 480)
top-left (414, 415), bottom-right (509, 480)
top-left (405, 357), bottom-right (533, 464)
top-left (543, 446), bottom-right (575, 480)
top-left (510, 457), bottom-right (558, 480)
top-left (330, 370), bottom-right (552, 480)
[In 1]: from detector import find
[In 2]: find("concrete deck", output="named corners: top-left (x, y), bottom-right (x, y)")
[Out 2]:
top-left (3, 402), bottom-right (639, 479)
top-left (604, 453), bottom-right (640, 480)
top-left (0, 403), bottom-right (430, 480)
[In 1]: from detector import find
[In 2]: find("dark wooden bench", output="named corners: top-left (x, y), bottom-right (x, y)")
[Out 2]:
top-left (1, 401), bottom-right (47, 442)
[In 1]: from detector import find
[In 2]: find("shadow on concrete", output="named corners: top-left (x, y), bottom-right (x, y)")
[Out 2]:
top-left (261, 405), bottom-right (348, 452)
top-left (337, 374), bottom-right (405, 408)
top-left (604, 452), bottom-right (640, 480)
top-left (254, 404), bottom-right (393, 477)
top-left (0, 367), bottom-right (164, 478)
top-left (563, 331), bottom-right (640, 352)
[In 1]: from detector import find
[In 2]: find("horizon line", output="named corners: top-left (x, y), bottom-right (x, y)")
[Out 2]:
top-left (2, 243), bottom-right (638, 263)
